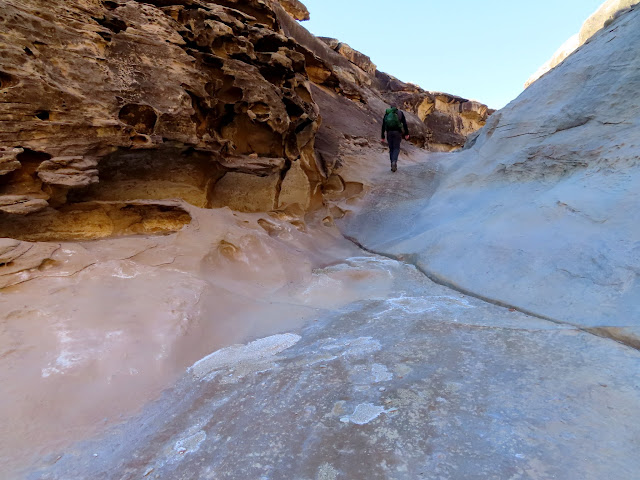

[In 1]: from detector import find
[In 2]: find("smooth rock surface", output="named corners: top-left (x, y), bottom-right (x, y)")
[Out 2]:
top-left (3, 2), bottom-right (638, 480)
top-left (23, 246), bottom-right (640, 480)
top-left (341, 6), bottom-right (640, 342)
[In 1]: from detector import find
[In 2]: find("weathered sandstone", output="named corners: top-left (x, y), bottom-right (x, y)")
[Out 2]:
top-left (2, 2), bottom-right (640, 479)
top-left (278, 0), bottom-right (310, 21)
top-left (0, 0), bottom-right (320, 222)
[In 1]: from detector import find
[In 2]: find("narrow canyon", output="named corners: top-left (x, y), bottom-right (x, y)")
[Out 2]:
top-left (0, 1), bottom-right (638, 479)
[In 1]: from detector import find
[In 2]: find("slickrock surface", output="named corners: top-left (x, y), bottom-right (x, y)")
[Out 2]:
top-left (525, 0), bottom-right (640, 87)
top-left (342, 5), bottom-right (640, 346)
top-left (24, 251), bottom-right (640, 480)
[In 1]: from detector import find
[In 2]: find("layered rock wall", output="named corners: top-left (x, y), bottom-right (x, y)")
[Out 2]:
top-left (375, 72), bottom-right (493, 151)
top-left (0, 0), bottom-right (321, 231)
top-left (275, 9), bottom-right (492, 166)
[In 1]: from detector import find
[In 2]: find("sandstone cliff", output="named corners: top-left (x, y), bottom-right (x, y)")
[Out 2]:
top-left (0, 0), bottom-right (325, 223)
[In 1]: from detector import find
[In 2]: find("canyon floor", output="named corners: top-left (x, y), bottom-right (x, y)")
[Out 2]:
top-left (3, 147), bottom-right (639, 480)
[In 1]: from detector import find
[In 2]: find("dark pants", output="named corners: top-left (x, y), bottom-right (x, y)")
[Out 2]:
top-left (387, 130), bottom-right (402, 164)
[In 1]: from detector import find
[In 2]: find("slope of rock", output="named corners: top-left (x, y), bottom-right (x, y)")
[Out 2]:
top-left (342, 5), bottom-right (640, 343)
top-left (24, 256), bottom-right (640, 480)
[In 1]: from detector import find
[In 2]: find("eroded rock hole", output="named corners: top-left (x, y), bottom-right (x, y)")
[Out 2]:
top-left (294, 117), bottom-right (314, 134)
top-left (218, 76), bottom-right (243, 103)
top-left (97, 32), bottom-right (112, 42)
top-left (0, 149), bottom-right (51, 196)
top-left (283, 97), bottom-right (305, 119)
top-left (93, 15), bottom-right (127, 34)
top-left (16, 149), bottom-right (51, 163)
top-left (295, 85), bottom-right (312, 104)
top-left (221, 104), bottom-right (236, 128)
top-left (24, 47), bottom-right (34, 56)
top-left (260, 65), bottom-right (295, 85)
top-left (184, 90), bottom-right (224, 137)
top-left (103, 0), bottom-right (120, 9)
top-left (70, 149), bottom-right (225, 209)
top-left (35, 110), bottom-right (50, 121)
top-left (0, 203), bottom-right (192, 242)
top-left (119, 104), bottom-right (158, 135)
top-left (252, 35), bottom-right (287, 53)
top-left (0, 72), bottom-right (18, 89)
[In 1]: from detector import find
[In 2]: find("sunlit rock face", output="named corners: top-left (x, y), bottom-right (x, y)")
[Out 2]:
top-left (3, 2), bottom-right (640, 479)
top-left (278, 0), bottom-right (310, 21)
top-left (0, 0), bottom-right (321, 222)
top-left (343, 5), bottom-right (640, 344)
top-left (526, 0), bottom-right (640, 87)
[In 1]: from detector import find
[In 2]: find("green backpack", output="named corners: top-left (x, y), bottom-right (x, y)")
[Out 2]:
top-left (384, 107), bottom-right (403, 131)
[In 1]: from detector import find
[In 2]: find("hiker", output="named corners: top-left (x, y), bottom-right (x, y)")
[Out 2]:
top-left (381, 106), bottom-right (409, 172)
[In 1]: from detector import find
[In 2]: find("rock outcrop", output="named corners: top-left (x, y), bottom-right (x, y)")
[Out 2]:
top-left (0, 0), bottom-right (321, 227)
top-left (3, 2), bottom-right (640, 479)
top-left (526, 0), bottom-right (640, 87)
top-left (278, 0), bottom-right (309, 21)
top-left (376, 74), bottom-right (494, 151)
top-left (319, 37), bottom-right (378, 75)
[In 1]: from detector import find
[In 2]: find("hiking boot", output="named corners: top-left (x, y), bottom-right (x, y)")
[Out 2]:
top-left (391, 162), bottom-right (397, 172)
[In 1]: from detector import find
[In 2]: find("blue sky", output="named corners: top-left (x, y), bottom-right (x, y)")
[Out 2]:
top-left (302, 0), bottom-right (605, 109)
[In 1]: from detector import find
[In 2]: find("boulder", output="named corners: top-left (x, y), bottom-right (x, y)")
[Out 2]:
top-left (344, 5), bottom-right (640, 335)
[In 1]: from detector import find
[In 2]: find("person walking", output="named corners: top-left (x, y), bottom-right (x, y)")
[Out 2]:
top-left (381, 106), bottom-right (409, 172)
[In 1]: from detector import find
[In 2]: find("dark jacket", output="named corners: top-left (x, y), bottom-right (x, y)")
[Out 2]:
top-left (381, 109), bottom-right (409, 138)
